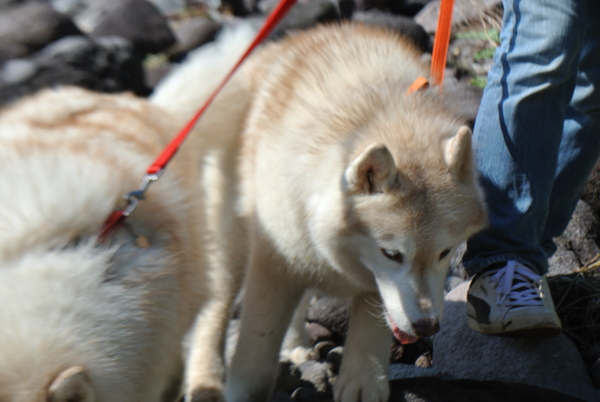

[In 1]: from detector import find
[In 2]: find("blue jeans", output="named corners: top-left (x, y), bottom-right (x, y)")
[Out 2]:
top-left (463, 0), bottom-right (600, 276)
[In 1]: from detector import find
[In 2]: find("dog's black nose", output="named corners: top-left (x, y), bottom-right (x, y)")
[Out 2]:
top-left (412, 319), bottom-right (440, 337)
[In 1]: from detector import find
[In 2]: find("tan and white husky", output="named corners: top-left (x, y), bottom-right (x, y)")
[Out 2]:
top-left (152, 23), bottom-right (488, 402)
top-left (0, 87), bottom-right (208, 402)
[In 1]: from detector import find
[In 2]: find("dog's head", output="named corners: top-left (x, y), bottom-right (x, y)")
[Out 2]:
top-left (340, 125), bottom-right (487, 343)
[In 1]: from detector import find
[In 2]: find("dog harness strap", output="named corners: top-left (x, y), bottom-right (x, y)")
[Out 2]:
top-left (408, 0), bottom-right (454, 93)
top-left (99, 0), bottom-right (298, 242)
top-left (406, 76), bottom-right (430, 94)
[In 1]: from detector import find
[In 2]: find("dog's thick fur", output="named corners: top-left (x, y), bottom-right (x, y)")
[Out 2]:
top-left (0, 88), bottom-right (208, 402)
top-left (152, 23), bottom-right (488, 402)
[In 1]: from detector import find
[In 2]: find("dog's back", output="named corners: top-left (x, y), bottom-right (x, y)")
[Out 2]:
top-left (0, 88), bottom-right (208, 402)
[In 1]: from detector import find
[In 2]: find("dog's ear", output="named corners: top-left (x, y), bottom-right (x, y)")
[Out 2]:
top-left (47, 366), bottom-right (97, 402)
top-left (444, 125), bottom-right (474, 182)
top-left (345, 142), bottom-right (396, 194)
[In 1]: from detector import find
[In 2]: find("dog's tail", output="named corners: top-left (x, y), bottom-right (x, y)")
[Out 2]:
top-left (151, 23), bottom-right (258, 149)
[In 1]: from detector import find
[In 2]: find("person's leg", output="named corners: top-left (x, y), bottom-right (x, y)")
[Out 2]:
top-left (463, 0), bottom-right (589, 277)
top-left (541, 0), bottom-right (600, 255)
top-left (462, 0), bottom-right (594, 336)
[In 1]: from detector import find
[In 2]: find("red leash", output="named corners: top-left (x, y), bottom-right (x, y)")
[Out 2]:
top-left (99, 0), bottom-right (454, 241)
top-left (98, 0), bottom-right (298, 242)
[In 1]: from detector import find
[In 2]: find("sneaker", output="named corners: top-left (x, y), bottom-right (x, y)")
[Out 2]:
top-left (467, 260), bottom-right (562, 337)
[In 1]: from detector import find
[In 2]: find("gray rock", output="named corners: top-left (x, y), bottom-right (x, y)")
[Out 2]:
top-left (307, 296), bottom-right (351, 341)
top-left (0, 59), bottom-right (38, 84)
top-left (582, 159), bottom-right (600, 217)
top-left (173, 17), bottom-right (222, 54)
top-left (559, 200), bottom-right (600, 266)
top-left (0, 0), bottom-right (22, 8)
top-left (389, 377), bottom-right (591, 402)
top-left (266, 0), bottom-right (341, 40)
top-left (148, 0), bottom-right (187, 13)
top-left (415, 0), bottom-right (501, 34)
top-left (0, 35), bottom-right (148, 106)
top-left (433, 282), bottom-right (598, 402)
top-left (50, 0), bottom-right (90, 16)
top-left (388, 363), bottom-right (441, 381)
top-left (352, 10), bottom-right (431, 52)
top-left (414, 354), bottom-right (431, 368)
top-left (50, 0), bottom-right (186, 28)
top-left (91, 0), bottom-right (176, 55)
top-left (305, 322), bottom-right (335, 345)
top-left (0, 2), bottom-right (82, 61)
top-left (297, 361), bottom-right (332, 393)
top-left (49, 0), bottom-right (120, 32)
top-left (548, 247), bottom-right (582, 276)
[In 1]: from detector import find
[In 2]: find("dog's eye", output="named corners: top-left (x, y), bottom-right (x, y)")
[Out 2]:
top-left (382, 248), bottom-right (403, 264)
top-left (439, 248), bottom-right (451, 261)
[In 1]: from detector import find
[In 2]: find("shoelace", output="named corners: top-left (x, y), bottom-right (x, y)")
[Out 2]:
top-left (487, 261), bottom-right (544, 307)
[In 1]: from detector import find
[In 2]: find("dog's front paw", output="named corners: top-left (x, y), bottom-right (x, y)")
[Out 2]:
top-left (333, 362), bottom-right (389, 402)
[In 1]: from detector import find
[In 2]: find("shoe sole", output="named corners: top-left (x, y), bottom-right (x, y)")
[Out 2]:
top-left (467, 315), bottom-right (563, 338)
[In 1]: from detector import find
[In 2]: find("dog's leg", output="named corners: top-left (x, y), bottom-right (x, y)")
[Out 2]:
top-left (280, 289), bottom-right (318, 365)
top-left (185, 149), bottom-right (247, 402)
top-left (225, 244), bottom-right (304, 402)
top-left (334, 294), bottom-right (391, 402)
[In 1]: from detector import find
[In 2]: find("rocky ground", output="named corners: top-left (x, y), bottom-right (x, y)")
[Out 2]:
top-left (2, 0), bottom-right (600, 401)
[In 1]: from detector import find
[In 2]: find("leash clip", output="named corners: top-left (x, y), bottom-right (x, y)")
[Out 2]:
top-left (122, 169), bottom-right (164, 217)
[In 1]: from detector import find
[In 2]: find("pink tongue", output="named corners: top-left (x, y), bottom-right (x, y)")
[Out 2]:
top-left (392, 323), bottom-right (419, 345)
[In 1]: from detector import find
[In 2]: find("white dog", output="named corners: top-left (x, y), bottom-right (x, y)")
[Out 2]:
top-left (0, 87), bottom-right (209, 402)
top-left (152, 23), bottom-right (488, 402)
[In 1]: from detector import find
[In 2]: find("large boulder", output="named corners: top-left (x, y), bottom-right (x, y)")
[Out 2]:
top-left (432, 282), bottom-right (599, 402)
top-left (389, 377), bottom-right (590, 402)
top-left (91, 0), bottom-right (176, 55)
top-left (172, 17), bottom-right (222, 54)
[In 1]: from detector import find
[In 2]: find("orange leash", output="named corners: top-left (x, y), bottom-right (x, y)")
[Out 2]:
top-left (430, 0), bottom-right (454, 86)
top-left (407, 0), bottom-right (454, 94)
top-left (406, 76), bottom-right (430, 94)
